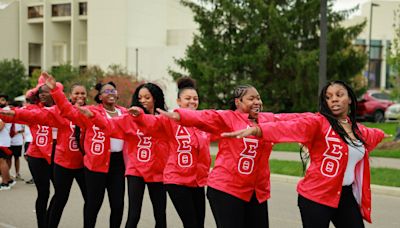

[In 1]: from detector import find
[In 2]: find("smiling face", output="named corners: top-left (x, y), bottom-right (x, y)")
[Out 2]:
top-left (99, 84), bottom-right (118, 105)
top-left (325, 83), bottom-right (351, 119)
top-left (177, 88), bottom-right (199, 110)
top-left (38, 85), bottom-right (54, 106)
top-left (138, 87), bottom-right (155, 114)
top-left (235, 87), bottom-right (262, 119)
top-left (70, 85), bottom-right (87, 106)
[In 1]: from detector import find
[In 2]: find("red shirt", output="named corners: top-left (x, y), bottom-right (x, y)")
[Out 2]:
top-left (109, 114), bottom-right (168, 182)
top-left (175, 109), bottom-right (305, 202)
top-left (134, 113), bottom-right (212, 187)
top-left (258, 113), bottom-right (384, 223)
top-left (14, 107), bottom-right (84, 169)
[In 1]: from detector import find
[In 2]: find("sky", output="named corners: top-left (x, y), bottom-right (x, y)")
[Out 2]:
top-left (333, 0), bottom-right (370, 12)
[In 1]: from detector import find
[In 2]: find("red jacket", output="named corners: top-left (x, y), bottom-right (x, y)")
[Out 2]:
top-left (109, 114), bottom-right (168, 182)
top-left (1, 105), bottom-right (54, 164)
top-left (258, 113), bottom-right (384, 223)
top-left (14, 106), bottom-right (84, 169)
top-left (133, 113), bottom-right (212, 187)
top-left (51, 87), bottom-right (123, 173)
top-left (175, 109), bottom-right (305, 202)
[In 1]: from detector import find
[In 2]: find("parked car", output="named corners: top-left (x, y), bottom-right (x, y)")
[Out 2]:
top-left (385, 103), bottom-right (400, 121)
top-left (356, 90), bottom-right (394, 122)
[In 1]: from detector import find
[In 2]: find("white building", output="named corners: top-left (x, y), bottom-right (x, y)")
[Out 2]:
top-left (0, 0), bottom-right (197, 108)
top-left (342, 0), bottom-right (400, 89)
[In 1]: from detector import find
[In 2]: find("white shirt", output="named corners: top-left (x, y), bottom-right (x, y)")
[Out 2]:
top-left (23, 125), bottom-right (33, 143)
top-left (342, 140), bottom-right (365, 186)
top-left (106, 108), bottom-right (124, 152)
top-left (10, 123), bottom-right (24, 146)
top-left (0, 106), bottom-right (11, 147)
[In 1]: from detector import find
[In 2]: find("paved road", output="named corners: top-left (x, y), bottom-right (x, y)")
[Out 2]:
top-left (0, 160), bottom-right (400, 228)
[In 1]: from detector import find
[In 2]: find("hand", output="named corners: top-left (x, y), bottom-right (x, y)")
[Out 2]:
top-left (41, 72), bottom-right (56, 90)
top-left (77, 106), bottom-right (94, 118)
top-left (384, 133), bottom-right (393, 138)
top-left (127, 106), bottom-right (142, 117)
top-left (157, 108), bottom-right (180, 121)
top-left (221, 126), bottom-right (262, 138)
top-left (0, 110), bottom-right (16, 116)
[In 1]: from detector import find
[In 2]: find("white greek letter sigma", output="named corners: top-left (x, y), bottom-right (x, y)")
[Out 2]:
top-left (320, 127), bottom-right (343, 177)
top-left (137, 129), bottom-right (152, 162)
top-left (175, 125), bottom-right (193, 167)
top-left (68, 122), bottom-right (79, 151)
top-left (237, 137), bottom-right (258, 175)
top-left (90, 125), bottom-right (105, 155)
top-left (36, 125), bottom-right (49, 147)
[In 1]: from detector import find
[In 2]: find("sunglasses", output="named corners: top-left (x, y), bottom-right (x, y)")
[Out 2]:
top-left (101, 89), bottom-right (117, 95)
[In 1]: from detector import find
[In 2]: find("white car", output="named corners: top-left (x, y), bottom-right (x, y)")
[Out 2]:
top-left (385, 103), bottom-right (400, 121)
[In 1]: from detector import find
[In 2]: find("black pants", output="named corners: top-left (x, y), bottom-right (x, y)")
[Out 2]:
top-left (207, 187), bottom-right (269, 228)
top-left (27, 156), bottom-right (55, 228)
top-left (84, 152), bottom-right (125, 228)
top-left (48, 164), bottom-right (86, 228)
top-left (166, 184), bottom-right (205, 228)
top-left (298, 186), bottom-right (364, 228)
top-left (125, 176), bottom-right (166, 228)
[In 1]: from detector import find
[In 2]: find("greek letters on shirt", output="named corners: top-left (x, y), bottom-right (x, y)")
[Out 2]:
top-left (90, 125), bottom-right (105, 155)
top-left (136, 129), bottom-right (152, 162)
top-left (320, 126), bottom-right (343, 177)
top-left (237, 136), bottom-right (258, 175)
top-left (36, 125), bottom-right (49, 147)
top-left (175, 125), bottom-right (193, 167)
top-left (68, 122), bottom-right (79, 151)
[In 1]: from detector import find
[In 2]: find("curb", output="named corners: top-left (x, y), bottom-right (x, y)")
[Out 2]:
top-left (271, 174), bottom-right (400, 197)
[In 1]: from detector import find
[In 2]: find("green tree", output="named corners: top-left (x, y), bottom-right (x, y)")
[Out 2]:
top-left (388, 6), bottom-right (400, 101)
top-left (0, 59), bottom-right (29, 99)
top-left (171, 0), bottom-right (366, 111)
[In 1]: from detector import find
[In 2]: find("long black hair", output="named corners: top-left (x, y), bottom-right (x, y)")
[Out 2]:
top-left (94, 81), bottom-right (116, 104)
top-left (319, 80), bottom-right (365, 145)
top-left (229, 85), bottom-right (254, 111)
top-left (131, 82), bottom-right (167, 114)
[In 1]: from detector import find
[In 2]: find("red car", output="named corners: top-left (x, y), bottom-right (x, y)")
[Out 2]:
top-left (356, 90), bottom-right (394, 122)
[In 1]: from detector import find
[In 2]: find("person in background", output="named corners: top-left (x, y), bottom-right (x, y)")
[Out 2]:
top-left (9, 101), bottom-right (25, 181)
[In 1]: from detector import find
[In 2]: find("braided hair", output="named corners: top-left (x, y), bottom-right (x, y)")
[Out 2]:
top-left (229, 85), bottom-right (254, 111)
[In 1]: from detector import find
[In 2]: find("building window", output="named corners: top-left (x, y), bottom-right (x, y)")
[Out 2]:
top-left (53, 43), bottom-right (67, 65)
top-left (79, 2), bottom-right (87, 16)
top-left (29, 43), bottom-right (42, 66)
top-left (52, 3), bottom-right (71, 17)
top-left (28, 5), bottom-right (43, 19)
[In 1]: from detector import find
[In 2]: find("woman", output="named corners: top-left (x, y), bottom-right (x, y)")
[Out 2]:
top-left (1, 83), bottom-right (89, 228)
top-left (129, 77), bottom-right (213, 228)
top-left (221, 81), bottom-right (387, 227)
top-left (43, 73), bottom-right (126, 228)
top-left (0, 80), bottom-right (57, 228)
top-left (157, 84), bottom-right (305, 228)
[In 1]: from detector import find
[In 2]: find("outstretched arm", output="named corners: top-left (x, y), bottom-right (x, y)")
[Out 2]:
top-left (221, 126), bottom-right (262, 138)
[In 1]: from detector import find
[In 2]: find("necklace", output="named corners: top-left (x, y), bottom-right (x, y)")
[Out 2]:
top-left (105, 109), bottom-right (117, 114)
top-left (339, 119), bottom-right (348, 124)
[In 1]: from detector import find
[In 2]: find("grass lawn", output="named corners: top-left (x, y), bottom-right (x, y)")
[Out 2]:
top-left (272, 122), bottom-right (400, 159)
top-left (269, 160), bottom-right (400, 187)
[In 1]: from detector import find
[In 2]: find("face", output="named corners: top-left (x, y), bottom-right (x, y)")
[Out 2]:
top-left (99, 84), bottom-right (118, 105)
top-left (235, 87), bottom-right (262, 119)
top-left (0, 97), bottom-right (7, 108)
top-left (177, 89), bottom-right (199, 110)
top-left (325, 84), bottom-right (351, 119)
top-left (70, 85), bottom-right (87, 106)
top-left (138, 87), bottom-right (155, 113)
top-left (38, 85), bottom-right (54, 106)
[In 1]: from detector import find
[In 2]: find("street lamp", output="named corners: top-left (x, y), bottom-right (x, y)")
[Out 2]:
top-left (367, 2), bottom-right (380, 88)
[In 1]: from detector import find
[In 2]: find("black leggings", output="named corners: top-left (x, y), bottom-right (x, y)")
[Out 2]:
top-left (298, 186), bottom-right (364, 228)
top-left (27, 156), bottom-right (55, 228)
top-left (207, 187), bottom-right (269, 228)
top-left (84, 152), bottom-right (125, 228)
top-left (48, 164), bottom-right (86, 228)
top-left (166, 184), bottom-right (205, 228)
top-left (125, 176), bottom-right (166, 228)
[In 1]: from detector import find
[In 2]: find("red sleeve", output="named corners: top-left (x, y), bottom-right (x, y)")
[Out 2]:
top-left (259, 115), bottom-right (320, 144)
top-left (270, 112), bottom-right (315, 121)
top-left (14, 108), bottom-right (64, 128)
top-left (175, 109), bottom-right (230, 134)
top-left (359, 125), bottom-right (385, 152)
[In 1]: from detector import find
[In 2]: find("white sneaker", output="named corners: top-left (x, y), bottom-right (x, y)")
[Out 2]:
top-left (8, 180), bottom-right (16, 187)
top-left (0, 183), bottom-right (10, 191)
